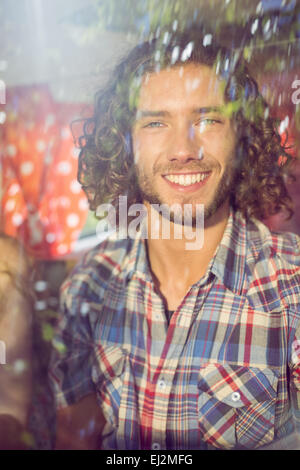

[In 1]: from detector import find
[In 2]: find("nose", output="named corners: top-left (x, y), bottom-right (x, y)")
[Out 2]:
top-left (167, 124), bottom-right (200, 163)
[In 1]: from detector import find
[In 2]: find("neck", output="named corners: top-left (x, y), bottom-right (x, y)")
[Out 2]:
top-left (145, 202), bottom-right (230, 288)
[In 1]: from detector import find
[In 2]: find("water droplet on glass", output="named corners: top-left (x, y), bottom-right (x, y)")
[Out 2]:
top-left (35, 300), bottom-right (47, 310)
top-left (34, 281), bottom-right (48, 292)
top-left (171, 46), bottom-right (180, 65)
top-left (80, 302), bottom-right (90, 316)
top-left (251, 19), bottom-right (259, 35)
top-left (181, 41), bottom-right (194, 62)
top-left (163, 31), bottom-right (169, 45)
top-left (256, 2), bottom-right (262, 14)
top-left (13, 359), bottom-right (27, 374)
top-left (0, 111), bottom-right (6, 124)
top-left (203, 34), bottom-right (212, 47)
top-left (264, 19), bottom-right (271, 35)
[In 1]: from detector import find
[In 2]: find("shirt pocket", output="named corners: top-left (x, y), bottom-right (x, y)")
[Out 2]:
top-left (92, 344), bottom-right (127, 429)
top-left (197, 363), bottom-right (279, 449)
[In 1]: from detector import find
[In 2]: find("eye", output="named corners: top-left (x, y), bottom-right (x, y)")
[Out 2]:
top-left (143, 121), bottom-right (165, 128)
top-left (195, 118), bottom-right (222, 132)
top-left (196, 118), bottom-right (220, 126)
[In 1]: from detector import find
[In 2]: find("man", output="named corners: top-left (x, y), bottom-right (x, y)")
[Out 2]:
top-left (49, 28), bottom-right (300, 450)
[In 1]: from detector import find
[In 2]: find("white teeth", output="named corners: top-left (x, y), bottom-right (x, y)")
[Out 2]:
top-left (165, 173), bottom-right (208, 186)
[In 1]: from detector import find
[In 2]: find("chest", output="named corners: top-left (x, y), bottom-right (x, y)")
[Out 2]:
top-left (91, 278), bottom-right (294, 450)
top-left (94, 277), bottom-right (290, 368)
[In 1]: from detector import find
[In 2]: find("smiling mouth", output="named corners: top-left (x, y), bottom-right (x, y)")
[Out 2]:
top-left (163, 172), bottom-right (211, 187)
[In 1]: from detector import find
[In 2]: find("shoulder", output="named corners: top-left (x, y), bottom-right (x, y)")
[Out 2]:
top-left (0, 234), bottom-right (29, 278)
top-left (0, 234), bottom-right (32, 309)
top-left (245, 217), bottom-right (300, 306)
top-left (60, 234), bottom-right (134, 310)
top-left (246, 217), bottom-right (300, 268)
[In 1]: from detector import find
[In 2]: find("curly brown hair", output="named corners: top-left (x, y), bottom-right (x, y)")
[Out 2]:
top-left (77, 27), bottom-right (293, 222)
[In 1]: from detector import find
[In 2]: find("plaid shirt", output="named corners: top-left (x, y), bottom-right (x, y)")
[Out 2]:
top-left (49, 210), bottom-right (300, 450)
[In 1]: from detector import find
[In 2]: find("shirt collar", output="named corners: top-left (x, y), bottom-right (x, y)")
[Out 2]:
top-left (121, 208), bottom-right (274, 295)
top-left (210, 208), bottom-right (274, 296)
top-left (121, 225), bottom-right (152, 283)
top-left (209, 209), bottom-right (248, 295)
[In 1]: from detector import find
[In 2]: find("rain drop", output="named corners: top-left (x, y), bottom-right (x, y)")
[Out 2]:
top-left (181, 42), bottom-right (194, 62)
top-left (251, 19), bottom-right (259, 35)
top-left (34, 281), bottom-right (48, 292)
top-left (13, 359), bottom-right (27, 374)
top-left (80, 302), bottom-right (90, 316)
top-left (0, 111), bottom-right (6, 124)
top-left (171, 46), bottom-right (180, 64)
top-left (198, 148), bottom-right (204, 160)
top-left (263, 19), bottom-right (271, 35)
top-left (35, 300), bottom-right (47, 311)
top-left (163, 31), bottom-right (169, 45)
top-left (256, 2), bottom-right (262, 14)
top-left (203, 34), bottom-right (212, 47)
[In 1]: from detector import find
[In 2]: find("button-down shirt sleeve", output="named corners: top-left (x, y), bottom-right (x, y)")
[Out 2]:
top-left (49, 278), bottom-right (96, 409)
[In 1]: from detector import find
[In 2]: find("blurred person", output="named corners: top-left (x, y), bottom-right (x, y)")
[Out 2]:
top-left (0, 233), bottom-right (33, 449)
top-left (0, 85), bottom-right (88, 260)
top-left (50, 28), bottom-right (300, 450)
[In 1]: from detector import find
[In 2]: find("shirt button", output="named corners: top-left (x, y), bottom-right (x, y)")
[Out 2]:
top-left (152, 442), bottom-right (161, 450)
top-left (158, 379), bottom-right (166, 390)
top-left (231, 391), bottom-right (241, 402)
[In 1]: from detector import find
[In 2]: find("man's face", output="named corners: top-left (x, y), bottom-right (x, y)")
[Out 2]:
top-left (132, 63), bottom-right (237, 223)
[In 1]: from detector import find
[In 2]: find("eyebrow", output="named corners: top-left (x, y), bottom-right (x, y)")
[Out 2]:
top-left (135, 106), bottom-right (223, 119)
